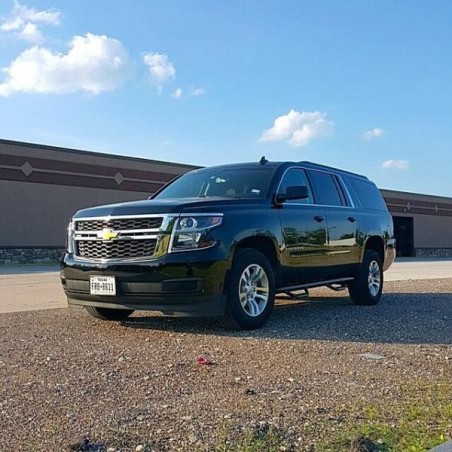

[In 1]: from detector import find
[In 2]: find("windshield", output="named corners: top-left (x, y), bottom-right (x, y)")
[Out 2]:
top-left (154, 167), bottom-right (274, 200)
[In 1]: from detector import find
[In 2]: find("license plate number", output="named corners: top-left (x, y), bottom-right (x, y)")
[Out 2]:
top-left (90, 276), bottom-right (116, 295)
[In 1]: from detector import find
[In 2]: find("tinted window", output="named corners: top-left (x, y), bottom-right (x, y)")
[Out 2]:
top-left (308, 170), bottom-right (343, 206)
top-left (154, 167), bottom-right (274, 199)
top-left (347, 178), bottom-right (387, 211)
top-left (278, 168), bottom-right (313, 204)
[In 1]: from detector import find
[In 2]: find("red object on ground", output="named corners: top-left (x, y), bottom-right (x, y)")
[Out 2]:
top-left (196, 355), bottom-right (214, 365)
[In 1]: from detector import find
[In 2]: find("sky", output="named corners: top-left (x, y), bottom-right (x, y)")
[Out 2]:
top-left (0, 1), bottom-right (451, 197)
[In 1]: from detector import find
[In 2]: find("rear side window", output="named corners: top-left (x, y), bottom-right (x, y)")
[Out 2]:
top-left (308, 170), bottom-right (344, 206)
top-left (347, 178), bottom-right (387, 211)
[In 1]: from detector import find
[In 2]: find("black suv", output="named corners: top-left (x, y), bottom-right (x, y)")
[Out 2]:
top-left (61, 159), bottom-right (395, 329)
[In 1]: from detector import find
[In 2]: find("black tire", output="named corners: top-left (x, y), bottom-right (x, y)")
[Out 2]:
top-left (85, 306), bottom-right (134, 321)
top-left (219, 248), bottom-right (275, 330)
top-left (348, 250), bottom-right (383, 305)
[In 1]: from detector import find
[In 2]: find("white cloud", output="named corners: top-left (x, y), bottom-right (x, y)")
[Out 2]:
top-left (142, 52), bottom-right (175, 86)
top-left (171, 88), bottom-right (183, 99)
top-left (0, 33), bottom-right (131, 97)
top-left (0, 17), bottom-right (23, 31)
top-left (190, 87), bottom-right (206, 97)
top-left (19, 22), bottom-right (43, 43)
top-left (381, 159), bottom-right (409, 170)
top-left (0, 1), bottom-right (61, 43)
top-left (363, 128), bottom-right (384, 141)
top-left (171, 87), bottom-right (206, 99)
top-left (12, 1), bottom-right (61, 25)
top-left (260, 109), bottom-right (333, 147)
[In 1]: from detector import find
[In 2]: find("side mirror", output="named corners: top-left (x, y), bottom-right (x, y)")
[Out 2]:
top-left (276, 185), bottom-right (309, 203)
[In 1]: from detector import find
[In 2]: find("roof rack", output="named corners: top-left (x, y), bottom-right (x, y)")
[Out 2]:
top-left (298, 161), bottom-right (368, 180)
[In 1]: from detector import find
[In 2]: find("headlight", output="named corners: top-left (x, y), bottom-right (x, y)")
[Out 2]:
top-left (66, 220), bottom-right (75, 253)
top-left (170, 214), bottom-right (223, 252)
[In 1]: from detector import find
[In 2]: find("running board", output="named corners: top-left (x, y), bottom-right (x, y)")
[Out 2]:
top-left (277, 277), bottom-right (354, 294)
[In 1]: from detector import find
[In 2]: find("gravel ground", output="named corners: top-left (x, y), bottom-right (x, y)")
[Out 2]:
top-left (1, 279), bottom-right (451, 451)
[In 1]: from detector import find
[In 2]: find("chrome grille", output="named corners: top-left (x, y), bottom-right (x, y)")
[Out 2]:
top-left (72, 215), bottom-right (167, 261)
top-left (77, 239), bottom-right (157, 260)
top-left (76, 217), bottom-right (163, 231)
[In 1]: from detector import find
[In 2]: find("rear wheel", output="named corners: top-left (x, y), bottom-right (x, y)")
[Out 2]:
top-left (348, 250), bottom-right (383, 305)
top-left (219, 248), bottom-right (275, 330)
top-left (85, 306), bottom-right (134, 321)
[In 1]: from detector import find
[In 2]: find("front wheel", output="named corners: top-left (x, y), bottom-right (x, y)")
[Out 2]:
top-left (348, 250), bottom-right (383, 305)
top-left (85, 306), bottom-right (135, 321)
top-left (219, 248), bottom-right (275, 330)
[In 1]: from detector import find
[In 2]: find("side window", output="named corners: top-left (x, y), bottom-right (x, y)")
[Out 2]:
top-left (278, 168), bottom-right (314, 204)
top-left (308, 170), bottom-right (344, 206)
top-left (347, 177), bottom-right (388, 211)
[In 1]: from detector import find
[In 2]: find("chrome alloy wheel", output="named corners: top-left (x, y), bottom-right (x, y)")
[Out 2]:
top-left (368, 260), bottom-right (381, 296)
top-left (238, 264), bottom-right (269, 317)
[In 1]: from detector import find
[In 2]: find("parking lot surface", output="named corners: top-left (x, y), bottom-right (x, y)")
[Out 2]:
top-left (0, 260), bottom-right (451, 450)
top-left (385, 258), bottom-right (452, 282)
top-left (0, 269), bottom-right (65, 313)
top-left (1, 278), bottom-right (451, 450)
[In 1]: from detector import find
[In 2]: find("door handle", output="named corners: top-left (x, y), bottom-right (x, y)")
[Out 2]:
top-left (313, 215), bottom-right (325, 223)
top-left (347, 216), bottom-right (357, 223)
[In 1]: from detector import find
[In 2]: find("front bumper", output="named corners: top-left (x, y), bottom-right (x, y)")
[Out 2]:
top-left (61, 252), bottom-right (229, 317)
top-left (383, 238), bottom-right (396, 272)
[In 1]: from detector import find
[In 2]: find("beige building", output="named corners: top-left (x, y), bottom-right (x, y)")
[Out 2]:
top-left (1, 138), bottom-right (451, 264)
top-left (0, 139), bottom-right (196, 264)
top-left (382, 189), bottom-right (452, 258)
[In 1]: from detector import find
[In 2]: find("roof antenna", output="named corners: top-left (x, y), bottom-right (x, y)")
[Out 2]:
top-left (259, 156), bottom-right (268, 165)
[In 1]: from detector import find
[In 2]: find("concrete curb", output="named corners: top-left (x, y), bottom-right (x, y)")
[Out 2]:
top-left (0, 265), bottom-right (60, 275)
top-left (430, 440), bottom-right (452, 452)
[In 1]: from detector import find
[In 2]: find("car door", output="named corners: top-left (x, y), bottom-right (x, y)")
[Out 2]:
top-left (307, 170), bottom-right (360, 273)
top-left (276, 167), bottom-right (329, 284)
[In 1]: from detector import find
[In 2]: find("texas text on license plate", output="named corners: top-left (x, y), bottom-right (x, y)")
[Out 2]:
top-left (90, 276), bottom-right (116, 295)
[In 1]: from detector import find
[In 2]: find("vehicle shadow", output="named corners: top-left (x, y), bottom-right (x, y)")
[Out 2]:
top-left (121, 292), bottom-right (452, 345)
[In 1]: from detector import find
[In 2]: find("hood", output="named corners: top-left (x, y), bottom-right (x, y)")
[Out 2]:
top-left (73, 197), bottom-right (269, 218)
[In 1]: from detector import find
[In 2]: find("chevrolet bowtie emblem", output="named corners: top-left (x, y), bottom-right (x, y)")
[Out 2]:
top-left (100, 228), bottom-right (118, 241)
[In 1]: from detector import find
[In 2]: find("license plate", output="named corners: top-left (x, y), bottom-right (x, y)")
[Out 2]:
top-left (90, 276), bottom-right (116, 295)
